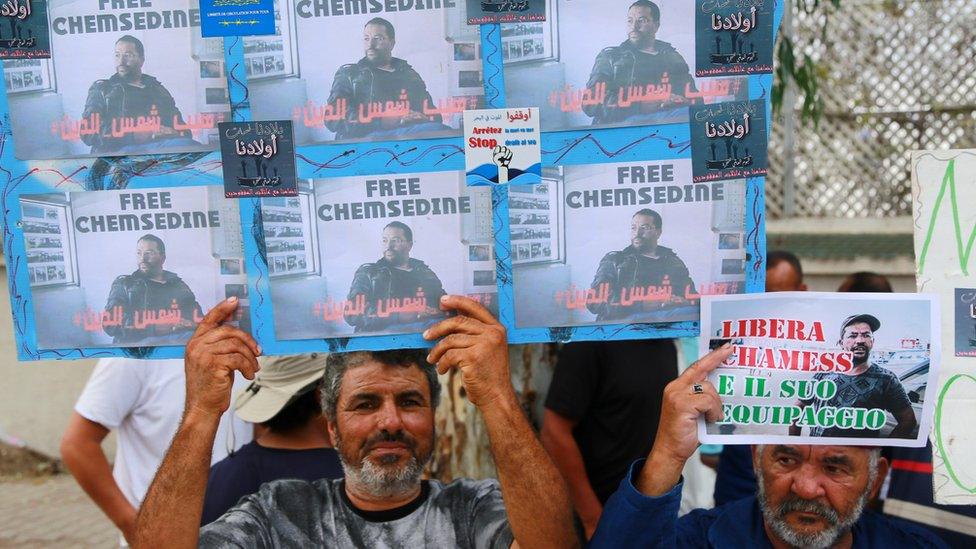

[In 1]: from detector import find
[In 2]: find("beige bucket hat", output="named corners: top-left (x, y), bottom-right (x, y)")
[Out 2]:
top-left (232, 352), bottom-right (329, 423)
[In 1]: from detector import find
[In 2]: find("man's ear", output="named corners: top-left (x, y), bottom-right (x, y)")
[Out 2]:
top-left (326, 418), bottom-right (338, 445)
top-left (870, 457), bottom-right (890, 499)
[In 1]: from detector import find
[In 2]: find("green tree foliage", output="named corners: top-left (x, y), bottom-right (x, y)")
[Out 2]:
top-left (772, 0), bottom-right (840, 125)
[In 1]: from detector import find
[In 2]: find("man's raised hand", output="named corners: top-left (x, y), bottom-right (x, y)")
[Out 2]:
top-left (651, 344), bottom-right (733, 466)
top-left (423, 295), bottom-right (514, 409)
top-left (183, 297), bottom-right (262, 421)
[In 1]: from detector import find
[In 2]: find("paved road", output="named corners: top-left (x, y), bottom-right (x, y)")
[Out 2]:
top-left (0, 475), bottom-right (117, 548)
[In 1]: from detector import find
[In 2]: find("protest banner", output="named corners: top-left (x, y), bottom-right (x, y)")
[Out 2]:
top-left (262, 171), bottom-right (496, 339)
top-left (19, 186), bottom-right (246, 349)
top-left (698, 292), bottom-right (939, 447)
top-left (512, 160), bottom-right (748, 329)
top-left (0, 0), bottom-right (51, 59)
top-left (502, 0), bottom-right (773, 132)
top-left (0, 0), bottom-right (781, 357)
top-left (912, 149), bottom-right (976, 503)
top-left (245, 0), bottom-right (484, 146)
top-left (5, 0), bottom-right (230, 159)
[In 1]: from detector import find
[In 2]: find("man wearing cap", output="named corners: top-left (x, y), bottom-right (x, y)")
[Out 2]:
top-left (789, 314), bottom-right (918, 439)
top-left (200, 353), bottom-right (343, 525)
top-left (133, 295), bottom-right (578, 547)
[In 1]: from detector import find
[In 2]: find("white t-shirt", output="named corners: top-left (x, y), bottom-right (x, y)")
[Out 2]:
top-left (74, 358), bottom-right (253, 509)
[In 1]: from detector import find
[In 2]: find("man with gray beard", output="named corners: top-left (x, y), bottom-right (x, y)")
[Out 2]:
top-left (588, 345), bottom-right (946, 548)
top-left (133, 294), bottom-right (579, 547)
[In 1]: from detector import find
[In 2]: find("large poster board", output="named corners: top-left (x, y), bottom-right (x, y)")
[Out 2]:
top-left (912, 149), bottom-right (976, 503)
top-left (0, 0), bottom-right (781, 359)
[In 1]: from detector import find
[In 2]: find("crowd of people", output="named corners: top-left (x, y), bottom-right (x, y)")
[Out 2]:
top-left (58, 252), bottom-right (971, 547)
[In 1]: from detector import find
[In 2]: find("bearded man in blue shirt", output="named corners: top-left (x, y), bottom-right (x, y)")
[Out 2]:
top-left (590, 345), bottom-right (946, 549)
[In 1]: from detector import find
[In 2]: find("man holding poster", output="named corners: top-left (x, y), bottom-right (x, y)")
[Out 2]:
top-left (588, 346), bottom-right (946, 548)
top-left (789, 313), bottom-right (917, 439)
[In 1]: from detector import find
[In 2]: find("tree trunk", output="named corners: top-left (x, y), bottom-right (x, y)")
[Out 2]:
top-left (431, 343), bottom-right (558, 481)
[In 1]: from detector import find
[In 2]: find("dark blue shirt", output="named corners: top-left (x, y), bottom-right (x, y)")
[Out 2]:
top-left (884, 443), bottom-right (976, 547)
top-left (201, 441), bottom-right (343, 526)
top-left (590, 459), bottom-right (947, 548)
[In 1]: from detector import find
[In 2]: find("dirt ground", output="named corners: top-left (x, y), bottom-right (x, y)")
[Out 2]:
top-left (0, 441), bottom-right (60, 479)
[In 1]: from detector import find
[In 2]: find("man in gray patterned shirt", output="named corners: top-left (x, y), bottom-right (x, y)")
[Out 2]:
top-left (789, 313), bottom-right (917, 439)
top-left (133, 295), bottom-right (578, 548)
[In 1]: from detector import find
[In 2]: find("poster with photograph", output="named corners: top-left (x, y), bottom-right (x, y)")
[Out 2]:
top-left (263, 171), bottom-right (496, 339)
top-left (503, 0), bottom-right (752, 132)
top-left (953, 288), bottom-right (976, 358)
top-left (246, 0), bottom-right (484, 146)
top-left (911, 149), bottom-right (976, 503)
top-left (9, 0), bottom-right (230, 159)
top-left (512, 160), bottom-right (747, 329)
top-left (19, 186), bottom-right (246, 349)
top-left (0, 0), bottom-right (52, 59)
top-left (698, 292), bottom-right (939, 448)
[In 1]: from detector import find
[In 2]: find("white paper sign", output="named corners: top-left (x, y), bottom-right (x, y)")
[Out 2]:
top-left (698, 292), bottom-right (940, 448)
top-left (464, 107), bottom-right (541, 185)
top-left (912, 149), bottom-right (976, 504)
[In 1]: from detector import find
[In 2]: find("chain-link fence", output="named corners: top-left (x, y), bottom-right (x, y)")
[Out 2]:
top-left (768, 0), bottom-right (976, 219)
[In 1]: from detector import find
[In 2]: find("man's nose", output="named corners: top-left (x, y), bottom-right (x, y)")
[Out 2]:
top-left (790, 465), bottom-right (827, 500)
top-left (375, 400), bottom-right (405, 431)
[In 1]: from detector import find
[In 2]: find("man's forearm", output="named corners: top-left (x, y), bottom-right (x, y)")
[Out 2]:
top-left (482, 393), bottom-right (579, 548)
top-left (635, 448), bottom-right (686, 498)
top-left (540, 422), bottom-right (603, 530)
top-left (134, 411), bottom-right (219, 547)
top-left (62, 440), bottom-right (137, 535)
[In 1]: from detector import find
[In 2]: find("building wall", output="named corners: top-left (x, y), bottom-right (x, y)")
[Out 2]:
top-left (0, 265), bottom-right (106, 458)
